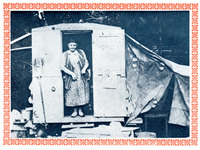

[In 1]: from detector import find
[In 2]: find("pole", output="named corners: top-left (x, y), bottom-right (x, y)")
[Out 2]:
top-left (37, 76), bottom-right (47, 129)
top-left (11, 46), bottom-right (32, 51)
top-left (10, 33), bottom-right (32, 45)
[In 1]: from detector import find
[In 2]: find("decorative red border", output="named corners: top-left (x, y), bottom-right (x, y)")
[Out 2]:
top-left (3, 3), bottom-right (198, 146)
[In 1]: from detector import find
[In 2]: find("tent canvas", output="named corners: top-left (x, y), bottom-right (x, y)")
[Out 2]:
top-left (125, 34), bottom-right (190, 127)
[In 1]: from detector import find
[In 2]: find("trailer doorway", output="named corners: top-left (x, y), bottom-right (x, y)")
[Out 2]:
top-left (62, 30), bottom-right (93, 117)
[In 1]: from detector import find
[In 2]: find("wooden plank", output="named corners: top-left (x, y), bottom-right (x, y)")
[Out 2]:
top-left (38, 116), bottom-right (123, 123)
top-left (63, 131), bottom-right (131, 138)
top-left (64, 125), bottom-right (137, 135)
top-left (61, 124), bottom-right (139, 138)
top-left (127, 118), bottom-right (143, 125)
top-left (50, 116), bottom-right (124, 123)
top-left (121, 127), bottom-right (140, 131)
top-left (61, 123), bottom-right (94, 129)
top-left (64, 134), bottom-right (111, 138)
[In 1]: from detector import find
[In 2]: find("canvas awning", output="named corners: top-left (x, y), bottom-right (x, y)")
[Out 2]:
top-left (125, 34), bottom-right (190, 126)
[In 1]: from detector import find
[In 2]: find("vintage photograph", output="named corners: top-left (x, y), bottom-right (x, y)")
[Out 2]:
top-left (10, 11), bottom-right (190, 139)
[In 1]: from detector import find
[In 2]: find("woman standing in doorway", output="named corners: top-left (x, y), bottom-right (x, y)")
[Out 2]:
top-left (60, 40), bottom-right (90, 117)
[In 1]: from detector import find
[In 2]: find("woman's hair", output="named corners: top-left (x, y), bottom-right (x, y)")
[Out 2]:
top-left (68, 39), bottom-right (77, 44)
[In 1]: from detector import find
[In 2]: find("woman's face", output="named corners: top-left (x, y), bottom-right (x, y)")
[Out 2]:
top-left (68, 42), bottom-right (77, 51)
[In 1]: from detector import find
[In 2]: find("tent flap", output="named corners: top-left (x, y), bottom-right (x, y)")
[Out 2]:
top-left (125, 39), bottom-right (173, 124)
top-left (168, 75), bottom-right (190, 126)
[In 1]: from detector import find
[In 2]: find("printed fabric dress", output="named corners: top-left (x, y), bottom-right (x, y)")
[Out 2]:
top-left (61, 50), bottom-right (89, 107)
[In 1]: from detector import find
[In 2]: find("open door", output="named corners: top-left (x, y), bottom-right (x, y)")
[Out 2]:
top-left (93, 29), bottom-right (128, 117)
top-left (62, 30), bottom-right (93, 116)
top-left (32, 30), bottom-right (64, 123)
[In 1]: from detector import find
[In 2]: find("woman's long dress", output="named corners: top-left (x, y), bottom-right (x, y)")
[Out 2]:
top-left (64, 50), bottom-right (89, 107)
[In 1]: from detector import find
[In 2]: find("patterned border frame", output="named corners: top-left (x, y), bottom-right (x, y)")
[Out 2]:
top-left (3, 3), bottom-right (198, 146)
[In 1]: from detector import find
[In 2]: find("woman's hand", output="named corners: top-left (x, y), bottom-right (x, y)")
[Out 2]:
top-left (71, 73), bottom-right (77, 80)
top-left (81, 69), bottom-right (86, 74)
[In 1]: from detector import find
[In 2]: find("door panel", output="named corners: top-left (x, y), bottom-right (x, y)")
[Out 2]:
top-left (93, 29), bottom-right (127, 117)
top-left (32, 30), bottom-right (62, 77)
top-left (33, 77), bottom-right (63, 123)
top-left (93, 78), bottom-right (128, 116)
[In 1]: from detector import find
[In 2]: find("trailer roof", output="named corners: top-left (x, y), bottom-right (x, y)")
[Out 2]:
top-left (32, 23), bottom-right (122, 32)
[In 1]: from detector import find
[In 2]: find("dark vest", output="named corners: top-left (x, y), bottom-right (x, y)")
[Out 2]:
top-left (64, 49), bottom-right (86, 72)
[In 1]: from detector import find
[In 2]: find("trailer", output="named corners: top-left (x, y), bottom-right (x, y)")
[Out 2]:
top-left (11, 22), bottom-right (190, 138)
top-left (30, 23), bottom-right (129, 124)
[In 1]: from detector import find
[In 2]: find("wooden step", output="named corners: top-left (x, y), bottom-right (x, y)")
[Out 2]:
top-left (127, 118), bottom-right (143, 125)
top-left (61, 124), bottom-right (140, 138)
top-left (61, 123), bottom-right (94, 129)
top-left (56, 115), bottom-right (124, 123)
